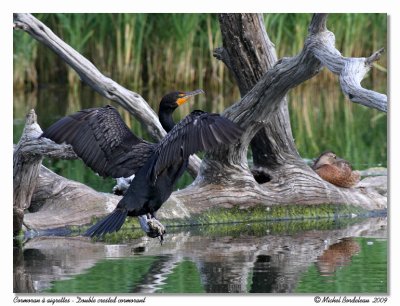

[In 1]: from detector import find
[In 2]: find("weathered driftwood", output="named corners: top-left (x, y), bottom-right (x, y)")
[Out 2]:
top-left (13, 13), bottom-right (387, 232)
top-left (13, 110), bottom-right (78, 234)
top-left (215, 14), bottom-right (299, 174)
top-left (186, 13), bottom-right (386, 209)
top-left (13, 13), bottom-right (201, 177)
top-left (13, 112), bottom-right (385, 230)
top-left (15, 113), bottom-right (384, 230)
top-left (13, 110), bottom-right (44, 236)
top-left (15, 112), bottom-right (386, 230)
top-left (23, 163), bottom-right (387, 230)
top-left (25, 165), bottom-right (191, 230)
top-left (14, 111), bottom-right (386, 230)
top-left (215, 14), bottom-right (386, 176)
top-left (13, 110), bottom-right (190, 231)
top-left (25, 165), bottom-right (119, 230)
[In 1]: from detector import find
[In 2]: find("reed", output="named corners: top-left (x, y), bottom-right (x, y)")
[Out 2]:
top-left (13, 31), bottom-right (38, 89)
top-left (272, 14), bottom-right (387, 167)
top-left (13, 13), bottom-right (387, 171)
top-left (13, 14), bottom-right (386, 88)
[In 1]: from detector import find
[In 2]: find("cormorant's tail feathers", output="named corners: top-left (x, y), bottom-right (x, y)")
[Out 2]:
top-left (84, 209), bottom-right (128, 238)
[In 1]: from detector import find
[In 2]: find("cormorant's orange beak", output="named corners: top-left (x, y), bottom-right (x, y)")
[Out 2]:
top-left (176, 89), bottom-right (205, 106)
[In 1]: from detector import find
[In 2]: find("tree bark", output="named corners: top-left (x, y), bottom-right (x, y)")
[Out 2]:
top-left (13, 13), bottom-right (387, 232)
top-left (13, 13), bottom-right (201, 177)
top-left (13, 110), bottom-right (79, 235)
top-left (24, 164), bottom-right (191, 230)
top-left (198, 14), bottom-right (386, 184)
top-left (13, 110), bottom-right (44, 236)
top-left (181, 13), bottom-right (386, 209)
top-left (214, 14), bottom-right (299, 177)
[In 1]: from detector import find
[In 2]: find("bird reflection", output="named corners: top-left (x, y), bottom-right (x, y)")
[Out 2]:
top-left (316, 238), bottom-right (360, 277)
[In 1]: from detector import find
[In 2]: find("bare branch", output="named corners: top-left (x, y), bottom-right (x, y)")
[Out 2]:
top-left (15, 14), bottom-right (387, 232)
top-left (308, 13), bottom-right (328, 34)
top-left (199, 12), bottom-right (387, 206)
top-left (366, 47), bottom-right (385, 66)
top-left (13, 13), bottom-right (201, 176)
top-left (20, 138), bottom-right (77, 160)
top-left (222, 13), bottom-right (386, 133)
top-left (13, 13), bottom-right (163, 139)
top-left (307, 15), bottom-right (387, 112)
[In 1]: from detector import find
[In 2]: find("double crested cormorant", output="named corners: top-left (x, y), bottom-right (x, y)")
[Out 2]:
top-left (312, 151), bottom-right (360, 188)
top-left (41, 89), bottom-right (243, 240)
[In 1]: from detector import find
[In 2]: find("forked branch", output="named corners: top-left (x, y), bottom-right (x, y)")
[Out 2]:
top-left (13, 13), bottom-right (201, 175)
top-left (307, 15), bottom-right (386, 112)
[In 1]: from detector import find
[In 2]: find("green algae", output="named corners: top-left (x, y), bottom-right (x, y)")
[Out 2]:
top-left (77, 203), bottom-right (369, 243)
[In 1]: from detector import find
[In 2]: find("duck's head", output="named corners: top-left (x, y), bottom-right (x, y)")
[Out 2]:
top-left (312, 151), bottom-right (337, 169)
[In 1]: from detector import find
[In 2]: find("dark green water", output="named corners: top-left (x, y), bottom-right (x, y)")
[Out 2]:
top-left (16, 217), bottom-right (387, 293)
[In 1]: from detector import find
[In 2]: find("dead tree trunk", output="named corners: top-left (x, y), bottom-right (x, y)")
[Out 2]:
top-left (175, 14), bottom-right (386, 210)
top-left (214, 14), bottom-right (300, 178)
top-left (13, 111), bottom-right (43, 236)
top-left (216, 14), bottom-right (298, 175)
top-left (13, 110), bottom-right (79, 235)
top-left (13, 13), bottom-right (387, 232)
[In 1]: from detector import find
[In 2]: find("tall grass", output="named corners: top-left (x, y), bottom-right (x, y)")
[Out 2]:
top-left (13, 13), bottom-right (387, 170)
top-left (13, 31), bottom-right (38, 89)
top-left (262, 14), bottom-right (387, 166)
top-left (13, 14), bottom-right (386, 90)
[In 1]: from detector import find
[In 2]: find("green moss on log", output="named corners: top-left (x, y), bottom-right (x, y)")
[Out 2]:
top-left (189, 203), bottom-right (367, 226)
top-left (79, 203), bottom-right (368, 243)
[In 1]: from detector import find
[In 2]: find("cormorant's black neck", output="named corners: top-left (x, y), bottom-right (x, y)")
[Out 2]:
top-left (158, 109), bottom-right (176, 133)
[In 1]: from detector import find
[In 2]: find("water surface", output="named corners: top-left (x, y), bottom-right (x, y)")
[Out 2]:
top-left (14, 217), bottom-right (387, 294)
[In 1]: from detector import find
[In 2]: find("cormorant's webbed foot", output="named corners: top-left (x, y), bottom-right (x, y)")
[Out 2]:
top-left (137, 214), bottom-right (166, 244)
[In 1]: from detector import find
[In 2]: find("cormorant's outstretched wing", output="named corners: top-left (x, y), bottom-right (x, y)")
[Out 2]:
top-left (41, 105), bottom-right (155, 178)
top-left (149, 110), bottom-right (243, 182)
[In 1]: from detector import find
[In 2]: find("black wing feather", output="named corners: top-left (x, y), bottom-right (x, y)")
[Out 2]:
top-left (149, 110), bottom-right (243, 182)
top-left (41, 105), bottom-right (155, 178)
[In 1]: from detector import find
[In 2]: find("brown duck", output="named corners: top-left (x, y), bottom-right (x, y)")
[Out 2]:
top-left (312, 151), bottom-right (360, 188)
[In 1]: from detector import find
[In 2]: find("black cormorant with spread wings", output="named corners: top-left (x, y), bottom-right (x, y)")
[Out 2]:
top-left (41, 89), bottom-right (243, 241)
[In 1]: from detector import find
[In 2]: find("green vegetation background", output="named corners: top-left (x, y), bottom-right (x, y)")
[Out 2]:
top-left (13, 13), bottom-right (387, 192)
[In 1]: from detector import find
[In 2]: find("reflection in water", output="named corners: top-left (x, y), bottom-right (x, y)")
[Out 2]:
top-left (132, 255), bottom-right (181, 293)
top-left (249, 255), bottom-right (280, 293)
top-left (13, 217), bottom-right (387, 294)
top-left (13, 246), bottom-right (34, 293)
top-left (199, 261), bottom-right (249, 293)
top-left (316, 238), bottom-right (360, 277)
